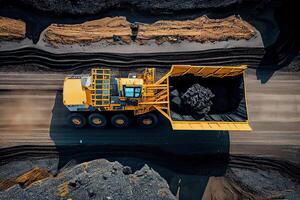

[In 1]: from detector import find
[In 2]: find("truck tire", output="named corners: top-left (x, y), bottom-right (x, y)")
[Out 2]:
top-left (111, 114), bottom-right (131, 128)
top-left (137, 113), bottom-right (158, 128)
top-left (88, 113), bottom-right (107, 127)
top-left (68, 113), bottom-right (86, 128)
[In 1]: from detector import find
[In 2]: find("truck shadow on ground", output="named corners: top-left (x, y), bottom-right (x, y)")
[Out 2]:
top-left (50, 92), bottom-right (230, 200)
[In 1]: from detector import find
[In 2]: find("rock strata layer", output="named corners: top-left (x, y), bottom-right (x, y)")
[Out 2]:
top-left (0, 17), bottom-right (26, 41)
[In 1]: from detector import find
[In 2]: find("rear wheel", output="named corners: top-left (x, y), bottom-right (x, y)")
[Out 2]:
top-left (137, 113), bottom-right (158, 128)
top-left (88, 113), bottom-right (107, 127)
top-left (111, 114), bottom-right (131, 128)
top-left (68, 113), bottom-right (86, 128)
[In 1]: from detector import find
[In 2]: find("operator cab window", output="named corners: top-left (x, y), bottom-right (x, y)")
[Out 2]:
top-left (124, 87), bottom-right (141, 98)
top-left (134, 88), bottom-right (141, 97)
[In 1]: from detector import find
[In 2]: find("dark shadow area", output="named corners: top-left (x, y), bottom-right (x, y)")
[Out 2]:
top-left (49, 92), bottom-right (230, 156)
top-left (256, 68), bottom-right (279, 84)
top-left (257, 0), bottom-right (300, 83)
top-left (49, 91), bottom-right (229, 200)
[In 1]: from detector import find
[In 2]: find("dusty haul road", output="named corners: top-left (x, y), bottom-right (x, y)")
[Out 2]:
top-left (0, 69), bottom-right (299, 163)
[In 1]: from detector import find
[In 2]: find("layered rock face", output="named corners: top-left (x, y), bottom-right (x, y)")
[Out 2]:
top-left (42, 15), bottom-right (256, 46)
top-left (44, 17), bottom-right (132, 46)
top-left (0, 17), bottom-right (26, 41)
top-left (137, 16), bottom-right (256, 44)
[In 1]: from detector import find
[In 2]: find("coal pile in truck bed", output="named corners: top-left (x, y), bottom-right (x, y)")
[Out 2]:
top-left (169, 74), bottom-right (247, 122)
top-left (180, 83), bottom-right (215, 116)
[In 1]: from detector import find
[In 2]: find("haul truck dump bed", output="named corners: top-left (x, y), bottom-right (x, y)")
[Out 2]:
top-left (63, 65), bottom-right (251, 131)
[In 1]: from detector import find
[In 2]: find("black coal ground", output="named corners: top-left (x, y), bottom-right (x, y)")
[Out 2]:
top-left (169, 74), bottom-right (247, 122)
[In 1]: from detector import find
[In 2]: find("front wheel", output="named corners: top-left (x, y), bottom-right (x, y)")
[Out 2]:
top-left (68, 113), bottom-right (86, 128)
top-left (111, 114), bottom-right (131, 128)
top-left (136, 113), bottom-right (158, 128)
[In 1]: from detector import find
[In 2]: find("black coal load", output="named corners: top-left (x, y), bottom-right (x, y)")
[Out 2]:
top-left (181, 84), bottom-right (215, 116)
top-left (169, 74), bottom-right (247, 122)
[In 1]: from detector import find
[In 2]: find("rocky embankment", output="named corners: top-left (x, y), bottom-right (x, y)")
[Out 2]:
top-left (0, 159), bottom-right (175, 200)
top-left (0, 12), bottom-right (264, 70)
top-left (0, 14), bottom-right (263, 69)
top-left (0, 157), bottom-right (299, 200)
top-left (0, 15), bottom-right (258, 47)
top-left (0, 17), bottom-right (25, 41)
top-left (42, 15), bottom-right (256, 46)
top-left (0, 0), bottom-right (298, 69)
top-left (137, 15), bottom-right (255, 44)
top-left (44, 17), bottom-right (132, 46)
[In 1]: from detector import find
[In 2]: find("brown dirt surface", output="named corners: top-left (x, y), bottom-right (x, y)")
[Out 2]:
top-left (0, 167), bottom-right (50, 190)
top-left (137, 15), bottom-right (256, 44)
top-left (202, 167), bottom-right (300, 200)
top-left (202, 176), bottom-right (260, 200)
top-left (0, 17), bottom-right (26, 41)
top-left (44, 17), bottom-right (132, 46)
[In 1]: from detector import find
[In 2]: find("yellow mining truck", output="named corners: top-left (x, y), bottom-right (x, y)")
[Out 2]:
top-left (63, 65), bottom-right (251, 131)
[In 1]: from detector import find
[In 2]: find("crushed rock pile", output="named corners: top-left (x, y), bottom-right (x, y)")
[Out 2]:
top-left (0, 159), bottom-right (175, 200)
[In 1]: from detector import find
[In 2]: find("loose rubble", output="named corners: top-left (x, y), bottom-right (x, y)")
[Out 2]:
top-left (0, 159), bottom-right (175, 200)
top-left (1, 157), bottom-right (299, 200)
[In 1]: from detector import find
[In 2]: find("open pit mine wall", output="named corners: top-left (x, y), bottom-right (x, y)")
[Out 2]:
top-left (0, 0), bottom-right (299, 69)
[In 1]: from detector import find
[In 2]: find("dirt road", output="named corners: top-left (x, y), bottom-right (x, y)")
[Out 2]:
top-left (0, 69), bottom-right (299, 163)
